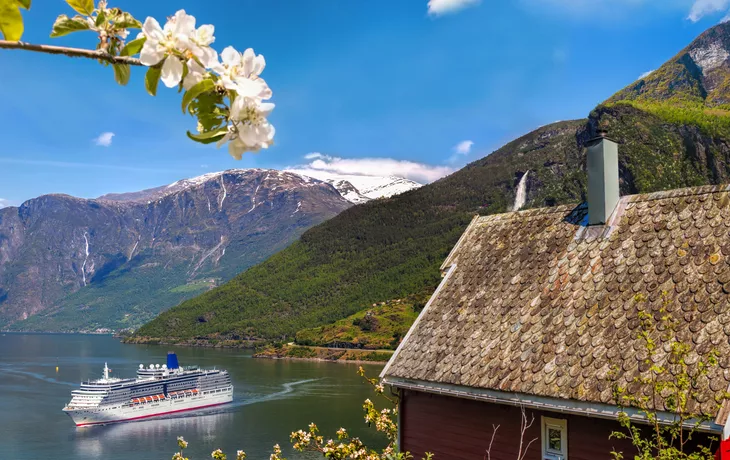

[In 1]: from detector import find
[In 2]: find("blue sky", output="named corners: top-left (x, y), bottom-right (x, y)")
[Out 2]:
top-left (1, 0), bottom-right (729, 207)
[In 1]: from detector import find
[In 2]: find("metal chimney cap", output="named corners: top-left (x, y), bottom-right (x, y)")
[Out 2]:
top-left (587, 128), bottom-right (618, 146)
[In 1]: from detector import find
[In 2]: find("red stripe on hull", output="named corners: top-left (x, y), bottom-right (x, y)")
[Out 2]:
top-left (74, 401), bottom-right (230, 427)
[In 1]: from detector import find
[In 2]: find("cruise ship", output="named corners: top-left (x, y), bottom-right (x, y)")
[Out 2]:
top-left (63, 352), bottom-right (233, 427)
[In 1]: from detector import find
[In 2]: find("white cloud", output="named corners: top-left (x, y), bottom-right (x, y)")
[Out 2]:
top-left (94, 132), bottom-right (115, 147)
top-left (688, 0), bottom-right (730, 21)
top-left (453, 140), bottom-right (474, 155)
top-left (428, 0), bottom-right (481, 16)
top-left (639, 69), bottom-right (655, 79)
top-left (289, 153), bottom-right (453, 184)
top-left (0, 198), bottom-right (14, 209)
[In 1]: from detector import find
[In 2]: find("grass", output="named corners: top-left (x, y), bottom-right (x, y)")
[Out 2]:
top-left (294, 294), bottom-right (427, 350)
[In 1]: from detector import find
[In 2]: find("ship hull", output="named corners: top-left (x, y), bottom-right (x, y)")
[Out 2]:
top-left (64, 388), bottom-right (233, 427)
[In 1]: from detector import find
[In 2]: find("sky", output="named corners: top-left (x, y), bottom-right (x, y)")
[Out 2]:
top-left (1, 0), bottom-right (729, 207)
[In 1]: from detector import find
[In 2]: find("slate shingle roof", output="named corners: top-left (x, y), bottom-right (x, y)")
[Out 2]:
top-left (384, 185), bottom-right (730, 417)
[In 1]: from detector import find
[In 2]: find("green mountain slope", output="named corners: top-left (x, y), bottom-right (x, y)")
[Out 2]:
top-left (132, 22), bottom-right (730, 345)
top-left (294, 293), bottom-right (429, 350)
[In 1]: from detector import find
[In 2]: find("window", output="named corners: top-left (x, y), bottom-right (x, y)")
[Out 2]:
top-left (541, 416), bottom-right (567, 460)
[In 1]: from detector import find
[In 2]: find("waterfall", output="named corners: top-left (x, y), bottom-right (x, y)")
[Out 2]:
top-left (81, 232), bottom-right (90, 286)
top-left (512, 171), bottom-right (529, 212)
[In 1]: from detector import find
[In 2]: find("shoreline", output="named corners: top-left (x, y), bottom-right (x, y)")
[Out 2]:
top-left (252, 354), bottom-right (389, 365)
top-left (253, 344), bottom-right (394, 364)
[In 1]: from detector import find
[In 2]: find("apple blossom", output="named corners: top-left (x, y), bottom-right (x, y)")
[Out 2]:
top-left (183, 58), bottom-right (206, 90)
top-left (139, 10), bottom-right (217, 88)
top-left (215, 46), bottom-right (268, 93)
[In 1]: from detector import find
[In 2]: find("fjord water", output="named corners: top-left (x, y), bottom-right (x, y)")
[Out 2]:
top-left (0, 334), bottom-right (385, 460)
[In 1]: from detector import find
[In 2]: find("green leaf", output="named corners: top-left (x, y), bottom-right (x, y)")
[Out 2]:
top-left (50, 14), bottom-right (90, 37)
top-left (94, 8), bottom-right (105, 27)
top-left (113, 11), bottom-right (141, 29)
top-left (65, 0), bottom-right (93, 16)
top-left (113, 63), bottom-right (130, 86)
top-left (0, 0), bottom-right (24, 41)
top-left (181, 79), bottom-right (215, 114)
top-left (144, 65), bottom-right (161, 96)
top-left (186, 127), bottom-right (228, 144)
top-left (120, 36), bottom-right (145, 57)
top-left (178, 62), bottom-right (189, 93)
top-left (14, 0), bottom-right (30, 9)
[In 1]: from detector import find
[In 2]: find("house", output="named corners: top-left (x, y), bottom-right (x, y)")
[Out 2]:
top-left (380, 131), bottom-right (730, 459)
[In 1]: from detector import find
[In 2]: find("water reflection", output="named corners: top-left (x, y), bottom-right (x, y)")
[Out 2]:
top-left (72, 407), bottom-right (234, 458)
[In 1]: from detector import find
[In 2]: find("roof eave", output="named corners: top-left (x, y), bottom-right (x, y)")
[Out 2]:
top-left (383, 376), bottom-right (724, 434)
top-left (380, 264), bottom-right (459, 380)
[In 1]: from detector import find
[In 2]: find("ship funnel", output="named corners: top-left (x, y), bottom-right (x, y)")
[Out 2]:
top-left (167, 352), bottom-right (180, 370)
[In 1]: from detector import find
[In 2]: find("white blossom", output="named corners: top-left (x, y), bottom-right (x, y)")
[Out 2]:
top-left (135, 11), bottom-right (274, 156)
top-left (219, 119), bottom-right (276, 160)
top-left (183, 58), bottom-right (206, 90)
top-left (139, 10), bottom-right (217, 88)
top-left (214, 46), bottom-right (269, 94)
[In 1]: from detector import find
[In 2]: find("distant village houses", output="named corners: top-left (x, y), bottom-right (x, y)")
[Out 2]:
top-left (382, 131), bottom-right (730, 459)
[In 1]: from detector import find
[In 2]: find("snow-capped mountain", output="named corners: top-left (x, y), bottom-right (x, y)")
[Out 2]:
top-left (354, 176), bottom-right (422, 199)
top-left (285, 169), bottom-right (422, 203)
top-left (323, 179), bottom-right (371, 204)
top-left (100, 168), bottom-right (422, 206)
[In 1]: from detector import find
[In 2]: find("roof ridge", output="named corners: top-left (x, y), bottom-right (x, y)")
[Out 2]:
top-left (478, 184), bottom-right (730, 223)
top-left (478, 203), bottom-right (579, 223)
top-left (625, 184), bottom-right (729, 203)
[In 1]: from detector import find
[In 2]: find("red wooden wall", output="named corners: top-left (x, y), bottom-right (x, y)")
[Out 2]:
top-left (400, 390), bottom-right (718, 460)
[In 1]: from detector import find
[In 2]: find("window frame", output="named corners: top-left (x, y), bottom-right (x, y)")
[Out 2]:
top-left (541, 416), bottom-right (568, 460)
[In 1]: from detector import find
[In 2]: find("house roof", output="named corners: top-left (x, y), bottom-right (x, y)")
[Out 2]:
top-left (382, 184), bottom-right (730, 420)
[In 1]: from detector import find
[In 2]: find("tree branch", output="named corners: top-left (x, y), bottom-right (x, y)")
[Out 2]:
top-left (0, 40), bottom-right (143, 66)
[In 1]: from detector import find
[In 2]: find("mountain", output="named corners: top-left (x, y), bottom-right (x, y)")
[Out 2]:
top-left (351, 176), bottom-right (423, 199)
top-left (130, 22), bottom-right (730, 345)
top-left (322, 179), bottom-right (371, 204)
top-left (285, 170), bottom-right (423, 203)
top-left (0, 169), bottom-right (351, 332)
top-left (610, 23), bottom-right (730, 107)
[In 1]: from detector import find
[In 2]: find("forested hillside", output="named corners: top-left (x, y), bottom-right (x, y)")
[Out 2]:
top-left (131, 22), bottom-right (730, 345)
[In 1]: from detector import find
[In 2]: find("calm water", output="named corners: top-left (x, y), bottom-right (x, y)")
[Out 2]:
top-left (0, 334), bottom-right (385, 460)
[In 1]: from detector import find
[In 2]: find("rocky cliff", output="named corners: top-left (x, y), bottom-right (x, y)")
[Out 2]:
top-left (0, 169), bottom-right (351, 331)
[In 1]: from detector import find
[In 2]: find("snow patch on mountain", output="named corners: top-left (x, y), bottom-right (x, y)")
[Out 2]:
top-left (285, 169), bottom-right (422, 203)
top-left (324, 179), bottom-right (370, 204)
top-left (356, 176), bottom-right (422, 199)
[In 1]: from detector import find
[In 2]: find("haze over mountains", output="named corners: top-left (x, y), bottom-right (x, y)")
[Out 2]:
top-left (132, 22), bottom-right (730, 346)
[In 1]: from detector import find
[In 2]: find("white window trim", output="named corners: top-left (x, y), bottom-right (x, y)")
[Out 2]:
top-left (541, 416), bottom-right (568, 460)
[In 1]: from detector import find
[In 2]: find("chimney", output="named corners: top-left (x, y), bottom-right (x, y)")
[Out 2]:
top-left (586, 129), bottom-right (619, 226)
